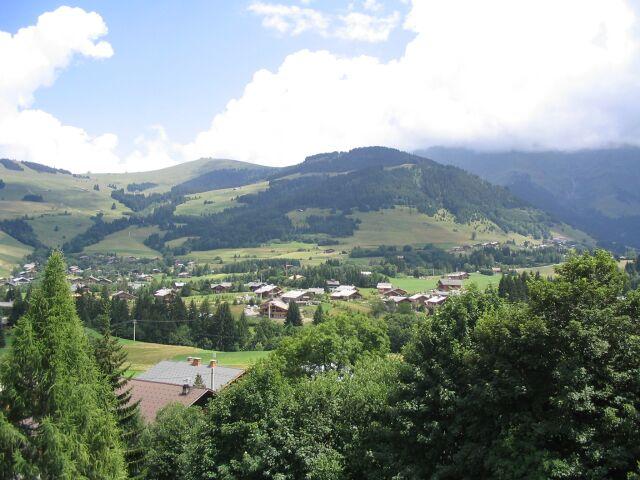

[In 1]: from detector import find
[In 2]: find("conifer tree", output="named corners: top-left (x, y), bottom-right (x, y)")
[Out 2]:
top-left (93, 314), bottom-right (145, 478)
top-left (313, 304), bottom-right (325, 325)
top-left (215, 302), bottom-right (237, 351)
top-left (236, 311), bottom-right (251, 349)
top-left (0, 251), bottom-right (126, 479)
top-left (285, 301), bottom-right (303, 327)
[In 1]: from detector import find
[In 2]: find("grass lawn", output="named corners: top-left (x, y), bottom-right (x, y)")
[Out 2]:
top-left (391, 272), bottom-right (502, 293)
top-left (85, 225), bottom-right (162, 258)
top-left (85, 329), bottom-right (268, 375)
top-left (0, 232), bottom-right (32, 277)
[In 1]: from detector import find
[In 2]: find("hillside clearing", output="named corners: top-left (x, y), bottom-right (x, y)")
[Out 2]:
top-left (85, 225), bottom-right (162, 257)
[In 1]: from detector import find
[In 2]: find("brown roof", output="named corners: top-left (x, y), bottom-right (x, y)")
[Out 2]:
top-left (124, 378), bottom-right (213, 423)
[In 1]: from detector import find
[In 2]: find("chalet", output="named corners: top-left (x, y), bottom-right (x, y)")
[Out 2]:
top-left (288, 274), bottom-right (305, 281)
top-left (136, 274), bottom-right (154, 282)
top-left (426, 295), bottom-right (447, 310)
top-left (360, 271), bottom-right (372, 276)
top-left (132, 359), bottom-right (244, 422)
top-left (6, 276), bottom-right (31, 287)
top-left (377, 282), bottom-right (393, 294)
top-left (326, 279), bottom-right (341, 290)
top-left (68, 265), bottom-right (83, 275)
top-left (388, 295), bottom-right (411, 305)
top-left (447, 272), bottom-right (469, 280)
top-left (177, 271), bottom-right (191, 278)
top-left (173, 281), bottom-right (186, 289)
top-left (154, 288), bottom-right (176, 303)
top-left (245, 281), bottom-right (266, 291)
top-left (383, 288), bottom-right (408, 297)
top-left (259, 299), bottom-right (289, 319)
top-left (210, 282), bottom-right (233, 294)
top-left (409, 293), bottom-right (431, 306)
top-left (70, 283), bottom-right (89, 294)
top-left (330, 285), bottom-right (361, 301)
top-left (306, 287), bottom-right (326, 297)
top-left (130, 282), bottom-right (145, 291)
top-left (281, 290), bottom-right (310, 304)
top-left (112, 291), bottom-right (135, 301)
top-left (254, 284), bottom-right (282, 299)
top-left (437, 278), bottom-right (463, 291)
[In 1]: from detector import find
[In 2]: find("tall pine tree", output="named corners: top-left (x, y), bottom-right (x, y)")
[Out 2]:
top-left (0, 251), bottom-right (126, 479)
top-left (285, 301), bottom-right (303, 327)
top-left (92, 314), bottom-right (145, 478)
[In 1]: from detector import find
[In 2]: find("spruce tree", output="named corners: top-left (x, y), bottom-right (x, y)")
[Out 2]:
top-left (0, 251), bottom-right (126, 479)
top-left (215, 302), bottom-right (237, 351)
top-left (236, 311), bottom-right (250, 350)
top-left (285, 301), bottom-right (303, 327)
top-left (92, 314), bottom-right (145, 478)
top-left (313, 304), bottom-right (325, 325)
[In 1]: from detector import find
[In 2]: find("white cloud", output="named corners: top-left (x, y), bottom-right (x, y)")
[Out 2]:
top-left (0, 6), bottom-right (123, 172)
top-left (336, 11), bottom-right (400, 42)
top-left (123, 126), bottom-right (181, 172)
top-left (248, 1), bottom-right (399, 42)
top-left (247, 2), bottom-right (329, 36)
top-left (187, 0), bottom-right (640, 166)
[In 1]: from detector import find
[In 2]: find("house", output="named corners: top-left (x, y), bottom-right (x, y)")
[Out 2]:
top-left (245, 281), bottom-right (266, 291)
top-left (330, 285), bottom-right (361, 301)
top-left (326, 279), bottom-right (340, 290)
top-left (288, 274), bottom-right (305, 281)
top-left (70, 283), bottom-right (89, 294)
top-left (210, 282), bottom-right (233, 294)
top-left (254, 284), bottom-right (282, 299)
top-left (447, 272), bottom-right (469, 280)
top-left (383, 288), bottom-right (408, 297)
top-left (388, 295), bottom-right (411, 305)
top-left (377, 282), bottom-right (393, 294)
top-left (306, 288), bottom-right (326, 297)
top-left (259, 299), bottom-right (289, 319)
top-left (7, 276), bottom-right (31, 287)
top-left (426, 295), bottom-right (447, 310)
top-left (112, 291), bottom-right (135, 301)
top-left (360, 271), bottom-right (372, 276)
top-left (68, 265), bottom-right (83, 275)
top-left (281, 290), bottom-right (309, 304)
top-left (132, 359), bottom-right (245, 422)
top-left (409, 293), bottom-right (431, 306)
top-left (437, 278), bottom-right (463, 291)
top-left (173, 281), bottom-right (186, 289)
top-left (136, 274), bottom-right (154, 282)
top-left (154, 288), bottom-right (175, 302)
top-left (130, 282), bottom-right (145, 291)
top-left (177, 271), bottom-right (191, 278)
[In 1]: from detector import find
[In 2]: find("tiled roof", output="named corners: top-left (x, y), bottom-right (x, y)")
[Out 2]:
top-left (124, 378), bottom-right (212, 422)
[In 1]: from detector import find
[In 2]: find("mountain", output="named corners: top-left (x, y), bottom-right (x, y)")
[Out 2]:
top-left (0, 147), bottom-right (588, 269)
top-left (158, 147), bottom-right (560, 253)
top-left (419, 146), bottom-right (640, 251)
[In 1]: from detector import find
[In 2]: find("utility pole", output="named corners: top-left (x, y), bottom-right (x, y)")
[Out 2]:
top-left (133, 319), bottom-right (136, 342)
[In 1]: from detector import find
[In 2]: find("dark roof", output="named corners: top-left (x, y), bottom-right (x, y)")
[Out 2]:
top-left (124, 378), bottom-right (212, 422)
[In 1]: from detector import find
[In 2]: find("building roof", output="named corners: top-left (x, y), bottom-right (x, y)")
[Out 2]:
top-left (137, 360), bottom-right (244, 391)
top-left (377, 282), bottom-right (393, 289)
top-left (254, 284), bottom-right (279, 294)
top-left (438, 278), bottom-right (463, 286)
top-left (281, 290), bottom-right (307, 300)
top-left (0, 301), bottom-right (14, 309)
top-left (262, 299), bottom-right (289, 311)
top-left (124, 378), bottom-right (212, 423)
top-left (154, 288), bottom-right (174, 297)
top-left (211, 282), bottom-right (232, 289)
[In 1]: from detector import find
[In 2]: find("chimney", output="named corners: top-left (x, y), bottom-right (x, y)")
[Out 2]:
top-left (192, 357), bottom-right (201, 367)
top-left (209, 359), bottom-right (217, 368)
top-left (181, 378), bottom-right (190, 395)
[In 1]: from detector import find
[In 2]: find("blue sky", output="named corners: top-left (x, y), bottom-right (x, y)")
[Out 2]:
top-left (1, 1), bottom-right (639, 172)
top-left (1, 1), bottom-right (411, 164)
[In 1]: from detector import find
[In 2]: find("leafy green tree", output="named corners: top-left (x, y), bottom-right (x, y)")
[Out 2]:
top-left (0, 325), bottom-right (5, 348)
top-left (394, 250), bottom-right (640, 478)
top-left (92, 314), bottom-right (145, 478)
top-left (143, 403), bottom-right (205, 480)
top-left (0, 251), bottom-right (126, 479)
top-left (285, 300), bottom-right (303, 327)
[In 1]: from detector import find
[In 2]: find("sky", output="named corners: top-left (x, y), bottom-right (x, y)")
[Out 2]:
top-left (1, 0), bottom-right (639, 173)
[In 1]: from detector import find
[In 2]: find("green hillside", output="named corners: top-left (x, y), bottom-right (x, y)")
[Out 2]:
top-left (0, 231), bottom-right (32, 277)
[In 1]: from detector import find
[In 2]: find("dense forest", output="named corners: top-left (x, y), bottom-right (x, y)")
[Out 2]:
top-left (1, 250), bottom-right (639, 478)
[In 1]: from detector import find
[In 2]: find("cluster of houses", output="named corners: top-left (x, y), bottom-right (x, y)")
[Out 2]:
top-left (376, 272), bottom-right (468, 311)
top-left (3, 262), bottom-right (37, 287)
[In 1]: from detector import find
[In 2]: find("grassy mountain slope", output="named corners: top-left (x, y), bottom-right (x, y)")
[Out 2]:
top-left (421, 146), bottom-right (640, 250)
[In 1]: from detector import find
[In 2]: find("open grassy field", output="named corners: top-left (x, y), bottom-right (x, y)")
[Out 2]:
top-left (391, 272), bottom-right (502, 293)
top-left (183, 241), bottom-right (345, 266)
top-left (0, 231), bottom-right (33, 277)
top-left (85, 225), bottom-right (162, 257)
top-left (176, 181), bottom-right (269, 216)
top-left (28, 213), bottom-right (94, 249)
top-left (339, 207), bottom-right (534, 250)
